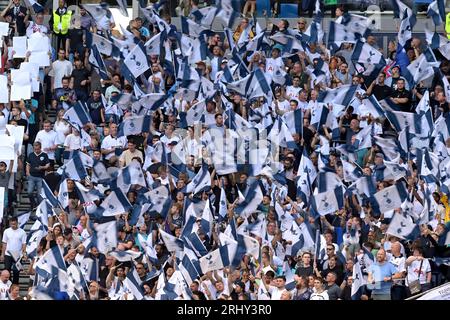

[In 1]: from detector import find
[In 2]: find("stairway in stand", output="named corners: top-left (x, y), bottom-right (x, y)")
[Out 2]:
top-left (0, 108), bottom-right (57, 298)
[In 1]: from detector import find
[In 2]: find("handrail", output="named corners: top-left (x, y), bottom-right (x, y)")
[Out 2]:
top-left (405, 281), bottom-right (450, 300)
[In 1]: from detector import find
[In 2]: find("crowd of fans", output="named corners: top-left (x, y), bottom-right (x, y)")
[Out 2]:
top-left (0, 0), bottom-right (449, 300)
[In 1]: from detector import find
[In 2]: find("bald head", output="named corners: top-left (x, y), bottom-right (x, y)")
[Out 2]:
top-left (1, 270), bottom-right (10, 282)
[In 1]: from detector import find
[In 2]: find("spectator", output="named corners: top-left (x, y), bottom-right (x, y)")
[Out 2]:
top-left (1, 0), bottom-right (28, 37)
top-left (1, 217), bottom-right (27, 284)
top-left (309, 277), bottom-right (329, 300)
top-left (367, 249), bottom-right (400, 300)
top-left (25, 141), bottom-right (50, 209)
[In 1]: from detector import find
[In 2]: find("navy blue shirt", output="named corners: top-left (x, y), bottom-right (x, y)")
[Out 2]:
top-left (27, 151), bottom-right (49, 178)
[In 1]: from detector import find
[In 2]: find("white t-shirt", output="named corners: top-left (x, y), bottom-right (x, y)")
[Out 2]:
top-left (269, 286), bottom-right (285, 300)
top-left (35, 130), bottom-right (57, 160)
top-left (407, 258), bottom-right (431, 285)
top-left (285, 86), bottom-right (301, 102)
top-left (26, 22), bottom-right (48, 37)
top-left (54, 120), bottom-right (71, 145)
top-left (96, 13), bottom-right (115, 31)
top-left (101, 135), bottom-right (127, 160)
top-left (310, 290), bottom-right (329, 300)
top-left (389, 254), bottom-right (406, 285)
top-left (49, 60), bottom-right (73, 89)
top-left (265, 57), bottom-right (284, 75)
top-left (64, 134), bottom-right (82, 151)
top-left (272, 99), bottom-right (290, 115)
top-left (2, 227), bottom-right (27, 255)
top-left (0, 280), bottom-right (12, 300)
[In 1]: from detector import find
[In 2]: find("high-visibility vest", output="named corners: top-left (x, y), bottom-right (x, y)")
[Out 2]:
top-left (53, 10), bottom-right (72, 35)
top-left (446, 12), bottom-right (450, 40)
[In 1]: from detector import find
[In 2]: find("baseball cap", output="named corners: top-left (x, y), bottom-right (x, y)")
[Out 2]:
top-left (375, 153), bottom-right (384, 159)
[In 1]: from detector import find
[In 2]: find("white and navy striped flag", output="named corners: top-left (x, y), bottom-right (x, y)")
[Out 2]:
top-left (26, 0), bottom-right (44, 13)
top-left (416, 90), bottom-right (431, 115)
top-left (199, 247), bottom-right (226, 273)
top-left (373, 136), bottom-right (401, 161)
top-left (317, 172), bottom-right (344, 193)
top-left (124, 43), bottom-right (150, 78)
top-left (144, 31), bottom-right (166, 56)
top-left (124, 268), bottom-right (145, 300)
top-left (63, 101), bottom-right (92, 128)
top-left (201, 199), bottom-right (214, 238)
top-left (282, 109), bottom-right (303, 136)
top-left (351, 40), bottom-right (386, 66)
top-left (215, 0), bottom-right (240, 28)
top-left (342, 159), bottom-right (363, 183)
top-left (383, 159), bottom-right (408, 181)
top-left (268, 117), bottom-right (298, 150)
top-left (96, 189), bottom-right (132, 217)
top-left (385, 110), bottom-right (423, 135)
top-left (183, 232), bottom-right (208, 258)
top-left (75, 181), bottom-right (103, 204)
top-left (180, 16), bottom-right (209, 38)
top-left (178, 250), bottom-right (200, 285)
top-left (327, 21), bottom-right (358, 46)
top-left (15, 211), bottom-right (31, 229)
top-left (217, 182), bottom-right (228, 223)
top-left (95, 220), bottom-right (117, 254)
top-left (109, 250), bottom-right (142, 262)
top-left (89, 44), bottom-right (109, 80)
top-left (82, 4), bottom-right (107, 20)
top-left (226, 69), bottom-right (271, 100)
top-left (235, 181), bottom-right (264, 218)
top-left (92, 160), bottom-right (110, 184)
top-left (387, 212), bottom-right (420, 240)
top-left (373, 182), bottom-right (408, 213)
top-left (185, 162), bottom-right (211, 195)
top-left (296, 150), bottom-right (317, 205)
top-left (190, 6), bottom-right (216, 27)
top-left (116, 0), bottom-right (129, 17)
top-left (40, 179), bottom-right (59, 208)
top-left (35, 245), bottom-right (67, 278)
top-left (310, 186), bottom-right (344, 217)
top-left (35, 200), bottom-right (51, 230)
top-left (90, 33), bottom-right (118, 58)
top-left (112, 160), bottom-right (147, 193)
top-left (318, 84), bottom-right (358, 108)
top-left (61, 153), bottom-right (88, 181)
top-left (57, 179), bottom-right (69, 209)
top-left (118, 115), bottom-right (151, 137)
top-left (425, 29), bottom-right (449, 51)
top-left (404, 48), bottom-right (439, 87)
top-left (159, 228), bottom-right (184, 252)
top-left (26, 228), bottom-right (44, 259)
top-left (416, 148), bottom-right (440, 183)
top-left (354, 124), bottom-right (374, 150)
top-left (351, 260), bottom-right (366, 300)
top-left (427, 0), bottom-right (446, 26)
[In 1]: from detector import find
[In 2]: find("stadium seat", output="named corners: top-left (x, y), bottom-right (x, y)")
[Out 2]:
top-left (279, 3), bottom-right (298, 18)
top-left (255, 0), bottom-right (271, 17)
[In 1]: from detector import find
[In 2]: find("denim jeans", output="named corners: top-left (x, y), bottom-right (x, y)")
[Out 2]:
top-left (27, 175), bottom-right (43, 208)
